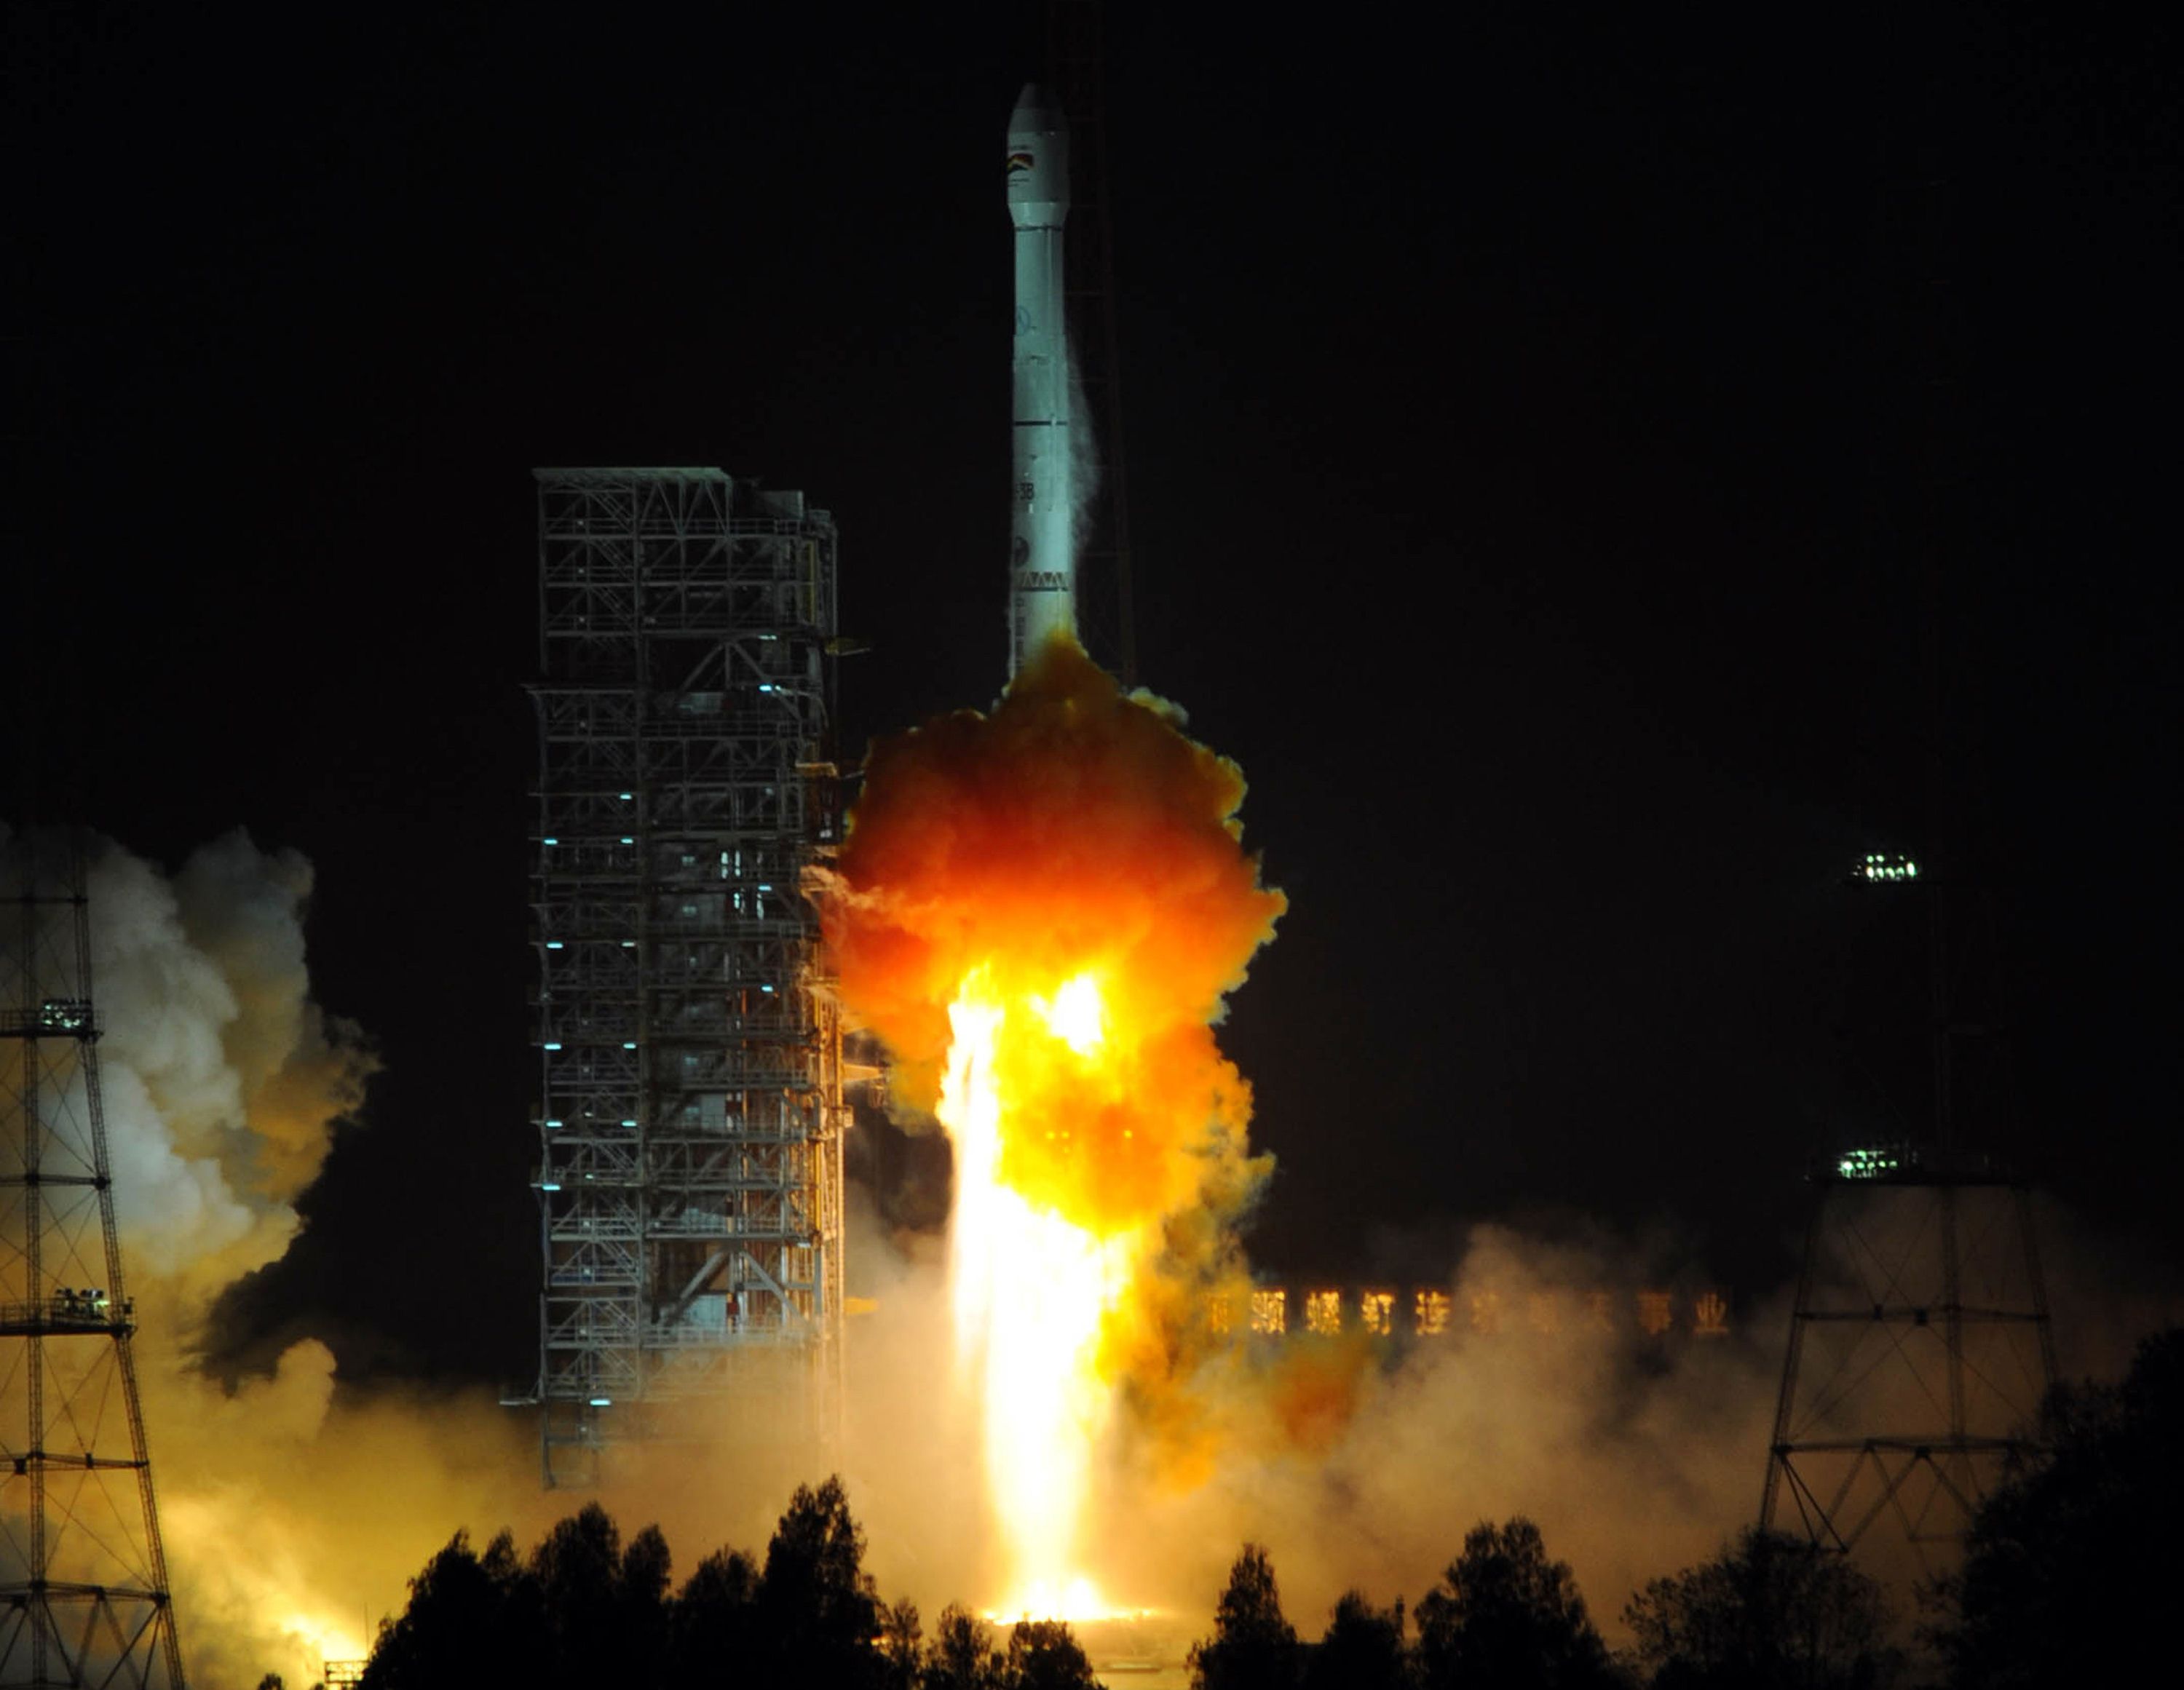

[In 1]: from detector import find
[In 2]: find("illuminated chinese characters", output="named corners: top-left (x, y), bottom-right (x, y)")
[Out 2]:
top-left (1214, 1285), bottom-right (1731, 1341)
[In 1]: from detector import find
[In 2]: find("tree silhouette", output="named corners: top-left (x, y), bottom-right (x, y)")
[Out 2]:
top-left (353, 1483), bottom-right (923, 1689)
top-left (1623, 1528), bottom-right (1899, 1689)
top-left (1931, 1326), bottom-right (2184, 1689)
top-left (1305, 1590), bottom-right (1410, 1690)
top-left (1413, 1518), bottom-right (1615, 1690)
top-left (671, 1544), bottom-right (760, 1679)
top-left (923, 1603), bottom-right (1005, 1690)
top-left (756, 1474), bottom-right (886, 1687)
top-left (530, 1502), bottom-right (622, 1688)
top-left (879, 1596), bottom-right (924, 1690)
top-left (360, 1527), bottom-right (545, 1690)
top-left (1004, 1619), bottom-right (1099, 1690)
top-left (1190, 1542), bottom-right (1302, 1690)
top-left (620, 1523), bottom-right (674, 1686)
top-left (522, 1501), bottom-right (677, 1690)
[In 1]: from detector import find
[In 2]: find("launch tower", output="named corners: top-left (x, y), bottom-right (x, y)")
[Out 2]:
top-left (526, 468), bottom-right (845, 1487)
top-left (1, 830), bottom-right (187, 1687)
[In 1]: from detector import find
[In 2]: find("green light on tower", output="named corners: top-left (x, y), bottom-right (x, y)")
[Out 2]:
top-left (1836, 1146), bottom-right (1904, 1180)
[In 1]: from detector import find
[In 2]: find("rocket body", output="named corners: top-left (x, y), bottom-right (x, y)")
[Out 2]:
top-left (1008, 84), bottom-right (1073, 678)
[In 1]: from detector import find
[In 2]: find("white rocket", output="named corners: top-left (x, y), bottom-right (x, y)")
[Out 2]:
top-left (1007, 84), bottom-right (1073, 678)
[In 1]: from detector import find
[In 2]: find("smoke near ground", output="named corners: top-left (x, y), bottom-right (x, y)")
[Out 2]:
top-left (804, 637), bottom-right (2181, 1643)
top-left (807, 647), bottom-right (1788, 1629)
top-left (9, 824), bottom-right (2171, 1686)
top-left (1107, 1225), bottom-right (1787, 1638)
top-left (3, 828), bottom-right (992, 1683)
top-left (0, 828), bottom-right (535, 1686)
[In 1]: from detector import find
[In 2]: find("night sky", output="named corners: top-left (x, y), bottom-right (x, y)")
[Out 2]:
top-left (12, 5), bottom-right (2173, 1392)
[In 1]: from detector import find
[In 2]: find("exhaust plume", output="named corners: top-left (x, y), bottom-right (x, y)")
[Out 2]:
top-left (818, 638), bottom-right (1285, 1606)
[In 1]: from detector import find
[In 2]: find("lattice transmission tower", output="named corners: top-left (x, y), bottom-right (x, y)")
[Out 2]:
top-left (1760, 855), bottom-right (2057, 1574)
top-left (1761, 132), bottom-right (2058, 1574)
top-left (1, 830), bottom-right (186, 1687)
top-left (521, 469), bottom-right (846, 1488)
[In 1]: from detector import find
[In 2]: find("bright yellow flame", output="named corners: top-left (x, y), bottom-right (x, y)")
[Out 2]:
top-left (941, 969), bottom-right (1135, 1613)
top-left (985, 1576), bottom-right (1155, 1624)
top-left (825, 643), bottom-right (1288, 1606)
top-left (279, 1610), bottom-right (367, 1672)
top-left (1032, 972), bottom-right (1105, 1056)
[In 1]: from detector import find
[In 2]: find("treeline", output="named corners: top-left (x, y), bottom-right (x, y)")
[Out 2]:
top-left (339, 1470), bottom-right (1101, 1690)
top-left (1189, 1521), bottom-right (1894, 1690)
top-left (322, 1328), bottom-right (2177, 1690)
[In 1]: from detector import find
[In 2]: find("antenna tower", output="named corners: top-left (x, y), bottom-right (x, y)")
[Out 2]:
top-left (1760, 139), bottom-right (2058, 1575)
top-left (1, 830), bottom-right (187, 1686)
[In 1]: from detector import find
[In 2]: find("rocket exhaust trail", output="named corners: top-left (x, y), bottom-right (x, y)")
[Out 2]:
top-left (1008, 84), bottom-right (1074, 678)
top-left (820, 638), bottom-right (1287, 1614)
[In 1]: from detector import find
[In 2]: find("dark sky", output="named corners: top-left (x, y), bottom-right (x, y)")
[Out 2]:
top-left (11, 4), bottom-right (2174, 1388)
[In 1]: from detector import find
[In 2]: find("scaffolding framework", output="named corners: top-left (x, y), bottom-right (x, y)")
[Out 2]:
top-left (1, 832), bottom-right (187, 1687)
top-left (527, 469), bottom-right (844, 1488)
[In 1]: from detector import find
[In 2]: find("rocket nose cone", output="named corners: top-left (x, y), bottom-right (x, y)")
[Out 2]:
top-left (1011, 82), bottom-right (1064, 132)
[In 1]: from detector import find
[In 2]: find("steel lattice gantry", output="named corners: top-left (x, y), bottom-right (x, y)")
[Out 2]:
top-left (1, 831), bottom-right (187, 1688)
top-left (526, 469), bottom-right (845, 1488)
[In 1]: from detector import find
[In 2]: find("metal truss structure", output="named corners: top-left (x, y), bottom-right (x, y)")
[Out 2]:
top-left (1763, 841), bottom-right (2060, 1575)
top-left (1764, 127), bottom-right (2064, 1584)
top-left (1, 832), bottom-right (187, 1687)
top-left (526, 469), bottom-right (845, 1488)
top-left (1761, 1152), bottom-right (2056, 1574)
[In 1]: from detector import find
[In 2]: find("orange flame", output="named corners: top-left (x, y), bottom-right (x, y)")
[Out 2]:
top-left (822, 638), bottom-right (1285, 1604)
top-left (826, 639), bottom-right (1283, 1238)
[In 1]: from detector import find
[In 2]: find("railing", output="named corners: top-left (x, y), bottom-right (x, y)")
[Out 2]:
top-left (0, 1003), bottom-right (98, 1038)
top-left (0, 1296), bottom-right (133, 1335)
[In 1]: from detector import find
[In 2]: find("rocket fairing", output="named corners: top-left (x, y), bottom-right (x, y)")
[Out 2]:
top-left (1007, 84), bottom-right (1074, 678)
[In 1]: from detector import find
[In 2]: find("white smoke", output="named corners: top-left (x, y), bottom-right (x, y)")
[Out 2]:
top-left (1, 825), bottom-right (416, 1683)
top-left (80, 830), bottom-right (376, 1296)
top-left (1067, 341), bottom-right (1102, 559)
top-left (10, 826), bottom-right (2164, 1683)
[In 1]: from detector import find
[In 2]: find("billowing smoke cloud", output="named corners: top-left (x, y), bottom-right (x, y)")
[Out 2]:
top-left (1, 828), bottom-right (984, 1684)
top-left (1093, 1224), bottom-right (1787, 1642)
top-left (83, 832), bottom-right (376, 1298)
top-left (817, 640), bottom-right (1286, 1462)
top-left (826, 647), bottom-right (1281, 1212)
top-left (170, 834), bottom-right (373, 1202)
top-left (805, 648), bottom-right (1821, 1627)
top-left (0, 826), bottom-right (464, 1685)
